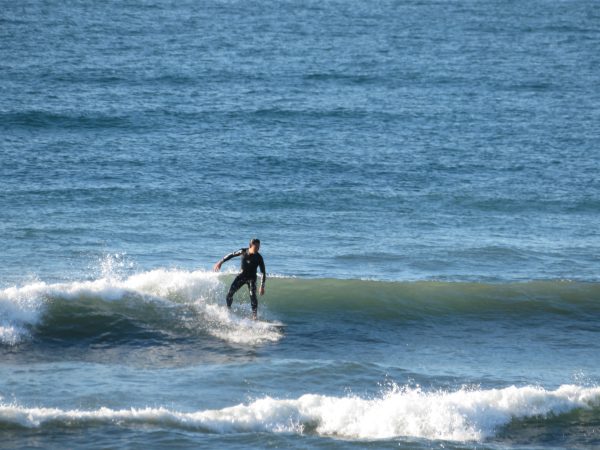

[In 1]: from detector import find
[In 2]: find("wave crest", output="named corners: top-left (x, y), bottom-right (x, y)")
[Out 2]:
top-left (2, 269), bottom-right (598, 346)
top-left (0, 269), bottom-right (282, 346)
top-left (1, 385), bottom-right (598, 441)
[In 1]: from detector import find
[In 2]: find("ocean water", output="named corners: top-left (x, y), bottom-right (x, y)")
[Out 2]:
top-left (1, 0), bottom-right (600, 448)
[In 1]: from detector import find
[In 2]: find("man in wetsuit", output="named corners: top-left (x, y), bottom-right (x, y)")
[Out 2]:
top-left (213, 238), bottom-right (266, 319)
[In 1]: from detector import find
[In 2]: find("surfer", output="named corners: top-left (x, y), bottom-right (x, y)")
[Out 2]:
top-left (213, 238), bottom-right (266, 319)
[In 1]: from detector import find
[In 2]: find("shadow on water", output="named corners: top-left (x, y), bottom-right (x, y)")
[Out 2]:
top-left (0, 338), bottom-right (265, 368)
top-left (494, 406), bottom-right (600, 449)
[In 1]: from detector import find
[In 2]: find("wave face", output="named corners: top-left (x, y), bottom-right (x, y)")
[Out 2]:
top-left (0, 269), bottom-right (282, 346)
top-left (1, 385), bottom-right (599, 441)
top-left (265, 278), bottom-right (600, 319)
top-left (1, 269), bottom-right (599, 346)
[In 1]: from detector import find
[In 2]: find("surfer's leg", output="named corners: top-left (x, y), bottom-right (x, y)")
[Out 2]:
top-left (248, 279), bottom-right (258, 319)
top-left (226, 275), bottom-right (246, 308)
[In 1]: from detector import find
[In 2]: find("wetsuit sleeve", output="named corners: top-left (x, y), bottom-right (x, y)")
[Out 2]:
top-left (259, 255), bottom-right (266, 288)
top-left (219, 249), bottom-right (244, 265)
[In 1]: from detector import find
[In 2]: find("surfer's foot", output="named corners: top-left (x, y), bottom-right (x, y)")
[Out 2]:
top-left (252, 312), bottom-right (257, 320)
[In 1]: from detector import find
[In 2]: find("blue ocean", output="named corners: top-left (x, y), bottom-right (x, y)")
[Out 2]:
top-left (1, 1), bottom-right (600, 448)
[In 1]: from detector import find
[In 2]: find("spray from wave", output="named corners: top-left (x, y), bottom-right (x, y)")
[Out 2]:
top-left (1, 385), bottom-right (598, 441)
top-left (0, 264), bottom-right (282, 346)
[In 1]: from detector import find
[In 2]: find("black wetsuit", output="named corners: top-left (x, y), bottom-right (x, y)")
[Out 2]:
top-left (219, 248), bottom-right (266, 313)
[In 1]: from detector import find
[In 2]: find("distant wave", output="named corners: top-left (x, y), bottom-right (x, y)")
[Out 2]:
top-left (0, 110), bottom-right (134, 130)
top-left (1, 385), bottom-right (599, 441)
top-left (1, 269), bottom-right (598, 346)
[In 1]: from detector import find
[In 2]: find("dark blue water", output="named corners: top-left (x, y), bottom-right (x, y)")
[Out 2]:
top-left (1, 1), bottom-right (600, 448)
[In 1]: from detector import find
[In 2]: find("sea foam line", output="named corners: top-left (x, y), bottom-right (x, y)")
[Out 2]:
top-left (1, 385), bottom-right (598, 441)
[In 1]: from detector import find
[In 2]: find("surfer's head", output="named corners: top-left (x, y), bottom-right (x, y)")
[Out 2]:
top-left (249, 238), bottom-right (261, 252)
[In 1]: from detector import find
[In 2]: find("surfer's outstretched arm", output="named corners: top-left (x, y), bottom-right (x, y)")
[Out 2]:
top-left (213, 249), bottom-right (244, 271)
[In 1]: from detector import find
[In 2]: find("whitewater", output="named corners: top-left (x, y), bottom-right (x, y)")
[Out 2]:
top-left (0, 269), bottom-right (284, 346)
top-left (2, 385), bottom-right (600, 442)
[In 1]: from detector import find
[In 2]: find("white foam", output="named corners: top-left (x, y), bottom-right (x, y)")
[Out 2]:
top-left (192, 302), bottom-right (282, 344)
top-left (0, 281), bottom-right (47, 345)
top-left (1, 385), bottom-right (598, 440)
top-left (0, 324), bottom-right (28, 346)
top-left (0, 268), bottom-right (281, 345)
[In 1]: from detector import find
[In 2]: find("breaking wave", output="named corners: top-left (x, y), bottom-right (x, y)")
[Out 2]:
top-left (0, 268), bottom-right (282, 346)
top-left (1, 267), bottom-right (598, 346)
top-left (1, 385), bottom-right (599, 442)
